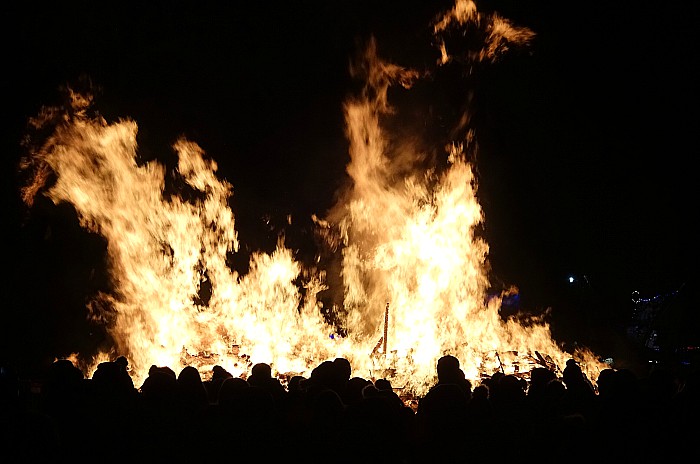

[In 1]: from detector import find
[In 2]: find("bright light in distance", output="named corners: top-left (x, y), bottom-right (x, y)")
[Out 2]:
top-left (568, 276), bottom-right (575, 283)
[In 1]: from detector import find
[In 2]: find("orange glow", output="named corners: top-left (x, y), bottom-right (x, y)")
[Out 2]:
top-left (20, 1), bottom-right (605, 395)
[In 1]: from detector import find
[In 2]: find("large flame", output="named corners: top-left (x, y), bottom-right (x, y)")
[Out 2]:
top-left (20, 1), bottom-right (605, 395)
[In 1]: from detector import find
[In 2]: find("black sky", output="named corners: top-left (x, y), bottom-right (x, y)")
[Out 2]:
top-left (2, 1), bottom-right (698, 374)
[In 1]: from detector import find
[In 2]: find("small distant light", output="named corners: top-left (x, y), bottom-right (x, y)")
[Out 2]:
top-left (568, 276), bottom-right (575, 283)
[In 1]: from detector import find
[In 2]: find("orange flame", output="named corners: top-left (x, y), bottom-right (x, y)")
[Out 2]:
top-left (20, 1), bottom-right (605, 395)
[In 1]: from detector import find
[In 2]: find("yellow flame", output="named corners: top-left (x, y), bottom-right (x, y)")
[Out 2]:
top-left (433, 0), bottom-right (536, 65)
top-left (20, 1), bottom-right (605, 395)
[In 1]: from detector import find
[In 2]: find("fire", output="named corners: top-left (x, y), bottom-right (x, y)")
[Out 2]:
top-left (20, 1), bottom-right (605, 395)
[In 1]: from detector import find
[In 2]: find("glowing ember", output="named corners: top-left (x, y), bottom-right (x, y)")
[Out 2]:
top-left (19, 0), bottom-right (605, 395)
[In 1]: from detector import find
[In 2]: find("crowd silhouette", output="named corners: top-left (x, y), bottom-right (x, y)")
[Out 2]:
top-left (1, 354), bottom-right (697, 462)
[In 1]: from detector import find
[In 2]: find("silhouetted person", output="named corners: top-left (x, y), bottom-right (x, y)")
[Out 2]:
top-left (373, 378), bottom-right (405, 411)
top-left (543, 377), bottom-right (567, 416)
top-left (203, 364), bottom-right (233, 404)
top-left (344, 376), bottom-right (372, 407)
top-left (462, 382), bottom-right (497, 460)
top-left (175, 365), bottom-right (208, 415)
top-left (278, 375), bottom-right (313, 453)
top-left (415, 356), bottom-right (472, 460)
top-left (136, 365), bottom-right (181, 458)
top-left (287, 375), bottom-right (306, 394)
top-left (91, 357), bottom-right (137, 401)
top-left (435, 354), bottom-right (472, 398)
top-left (593, 367), bottom-right (647, 460)
top-left (247, 362), bottom-right (286, 402)
top-left (595, 367), bottom-right (616, 400)
top-left (90, 357), bottom-right (139, 441)
top-left (560, 359), bottom-right (596, 419)
top-left (466, 383), bottom-right (492, 422)
top-left (43, 360), bottom-right (99, 456)
top-left (362, 382), bottom-right (380, 399)
top-left (344, 379), bottom-right (411, 462)
top-left (191, 375), bottom-right (249, 459)
top-left (538, 360), bottom-right (595, 458)
top-left (527, 367), bottom-right (557, 405)
top-left (247, 362), bottom-right (272, 384)
top-left (375, 378), bottom-right (392, 391)
top-left (40, 359), bottom-right (85, 421)
top-left (331, 357), bottom-right (352, 401)
top-left (239, 385), bottom-right (281, 452)
top-left (139, 365), bottom-right (177, 405)
top-left (217, 376), bottom-right (249, 408)
top-left (524, 367), bottom-right (560, 439)
top-left (308, 387), bottom-right (346, 457)
top-left (488, 373), bottom-right (532, 458)
top-left (305, 360), bottom-right (336, 398)
top-left (416, 382), bottom-right (469, 460)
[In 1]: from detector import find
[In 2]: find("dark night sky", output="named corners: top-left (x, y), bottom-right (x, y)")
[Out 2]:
top-left (2, 1), bottom-right (698, 375)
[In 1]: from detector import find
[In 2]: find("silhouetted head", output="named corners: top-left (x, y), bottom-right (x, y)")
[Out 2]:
top-left (92, 359), bottom-right (134, 396)
top-left (47, 359), bottom-right (84, 385)
top-left (596, 368), bottom-right (616, 397)
top-left (218, 377), bottom-right (249, 406)
top-left (333, 357), bottom-right (352, 381)
top-left (545, 378), bottom-right (566, 400)
top-left (361, 383), bottom-right (380, 399)
top-left (140, 366), bottom-right (177, 403)
top-left (530, 367), bottom-right (556, 388)
top-left (472, 384), bottom-right (489, 400)
top-left (375, 378), bottom-right (392, 391)
top-left (437, 355), bottom-right (460, 379)
top-left (613, 368), bottom-right (640, 397)
top-left (377, 387), bottom-right (405, 411)
top-left (211, 365), bottom-right (233, 381)
top-left (93, 361), bottom-right (120, 384)
top-left (175, 365), bottom-right (207, 406)
top-left (178, 365), bottom-right (201, 383)
top-left (115, 356), bottom-right (129, 370)
top-left (312, 388), bottom-right (345, 418)
top-left (345, 376), bottom-right (371, 405)
top-left (488, 371), bottom-right (505, 387)
top-left (562, 359), bottom-right (587, 388)
top-left (308, 360), bottom-right (335, 392)
top-left (251, 362), bottom-right (272, 379)
top-left (247, 363), bottom-right (273, 389)
top-left (160, 365), bottom-right (176, 379)
top-left (287, 375), bottom-right (306, 393)
top-left (493, 374), bottom-right (526, 403)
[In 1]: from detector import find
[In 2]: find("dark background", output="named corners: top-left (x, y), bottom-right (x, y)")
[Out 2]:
top-left (2, 1), bottom-right (697, 377)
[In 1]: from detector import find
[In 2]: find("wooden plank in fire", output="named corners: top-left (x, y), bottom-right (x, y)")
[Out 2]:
top-left (534, 350), bottom-right (559, 372)
top-left (371, 302), bottom-right (390, 357)
top-left (371, 336), bottom-right (384, 356)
